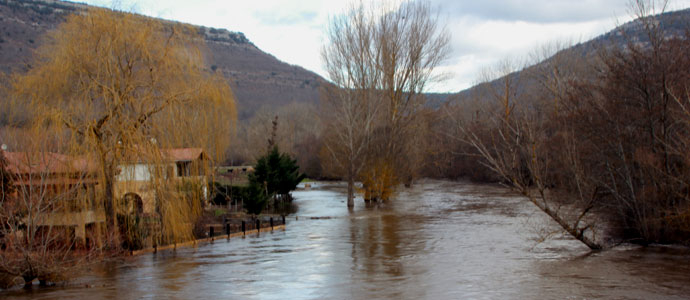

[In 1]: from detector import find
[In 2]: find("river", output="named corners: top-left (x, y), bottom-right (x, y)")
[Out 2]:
top-left (4, 180), bottom-right (690, 299)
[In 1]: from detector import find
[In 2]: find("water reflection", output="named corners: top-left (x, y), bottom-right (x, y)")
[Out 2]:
top-left (3, 180), bottom-right (690, 299)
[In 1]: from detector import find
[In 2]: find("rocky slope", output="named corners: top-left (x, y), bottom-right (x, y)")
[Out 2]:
top-left (0, 0), bottom-right (323, 120)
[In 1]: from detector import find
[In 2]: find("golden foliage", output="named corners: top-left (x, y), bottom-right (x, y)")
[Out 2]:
top-left (359, 160), bottom-right (397, 202)
top-left (11, 8), bottom-right (236, 157)
top-left (8, 7), bottom-right (236, 247)
top-left (156, 182), bottom-right (204, 244)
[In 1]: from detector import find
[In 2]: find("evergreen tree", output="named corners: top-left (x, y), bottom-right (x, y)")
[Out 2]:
top-left (243, 181), bottom-right (269, 215)
top-left (245, 146), bottom-right (305, 215)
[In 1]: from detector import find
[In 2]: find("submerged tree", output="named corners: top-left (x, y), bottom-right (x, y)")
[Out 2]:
top-left (321, 3), bottom-right (380, 208)
top-left (450, 0), bottom-right (690, 249)
top-left (566, 0), bottom-right (690, 243)
top-left (322, 0), bottom-right (450, 207)
top-left (10, 8), bottom-right (236, 246)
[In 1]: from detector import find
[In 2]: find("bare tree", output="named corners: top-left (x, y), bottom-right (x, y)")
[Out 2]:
top-left (373, 0), bottom-right (450, 187)
top-left (322, 3), bottom-right (382, 208)
top-left (564, 0), bottom-right (690, 243)
top-left (0, 129), bottom-right (100, 287)
top-left (451, 50), bottom-right (603, 249)
top-left (322, 0), bottom-right (450, 207)
top-left (449, 0), bottom-right (690, 248)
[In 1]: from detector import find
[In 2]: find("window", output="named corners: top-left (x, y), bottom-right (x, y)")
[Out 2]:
top-left (176, 161), bottom-right (191, 177)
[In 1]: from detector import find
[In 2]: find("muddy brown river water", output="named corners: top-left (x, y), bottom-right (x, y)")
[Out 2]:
top-left (4, 180), bottom-right (690, 299)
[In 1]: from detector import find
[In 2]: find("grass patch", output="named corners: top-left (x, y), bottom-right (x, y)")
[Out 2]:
top-left (213, 208), bottom-right (226, 217)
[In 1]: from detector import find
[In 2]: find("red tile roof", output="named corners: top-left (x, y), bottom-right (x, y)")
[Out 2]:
top-left (161, 148), bottom-right (206, 162)
top-left (3, 151), bottom-right (96, 175)
top-left (2, 148), bottom-right (206, 175)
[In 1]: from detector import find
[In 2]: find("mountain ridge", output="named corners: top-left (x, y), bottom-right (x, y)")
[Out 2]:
top-left (447, 7), bottom-right (690, 106)
top-left (1, 1), bottom-right (688, 116)
top-left (0, 0), bottom-right (324, 120)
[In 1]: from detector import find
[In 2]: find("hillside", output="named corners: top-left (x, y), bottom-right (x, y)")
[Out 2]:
top-left (448, 8), bottom-right (690, 105)
top-left (2, 1), bottom-right (688, 119)
top-left (0, 0), bottom-right (324, 120)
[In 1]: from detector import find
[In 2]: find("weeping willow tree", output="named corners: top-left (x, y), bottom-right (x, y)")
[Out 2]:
top-left (9, 8), bottom-right (236, 247)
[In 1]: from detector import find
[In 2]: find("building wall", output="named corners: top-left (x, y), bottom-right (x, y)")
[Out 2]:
top-left (114, 161), bottom-right (208, 215)
top-left (116, 163), bottom-right (176, 182)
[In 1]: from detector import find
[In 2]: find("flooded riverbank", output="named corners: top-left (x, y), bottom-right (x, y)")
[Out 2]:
top-left (4, 180), bottom-right (690, 299)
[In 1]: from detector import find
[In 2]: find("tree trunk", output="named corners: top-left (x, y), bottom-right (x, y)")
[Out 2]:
top-left (529, 194), bottom-right (601, 250)
top-left (347, 177), bottom-right (355, 208)
top-left (98, 152), bottom-right (118, 247)
top-left (103, 173), bottom-right (116, 233)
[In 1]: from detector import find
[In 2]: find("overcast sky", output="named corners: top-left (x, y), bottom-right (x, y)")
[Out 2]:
top-left (80, 0), bottom-right (690, 93)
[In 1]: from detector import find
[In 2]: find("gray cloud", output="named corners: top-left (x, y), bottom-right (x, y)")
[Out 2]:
top-left (430, 0), bottom-right (628, 23)
top-left (253, 10), bottom-right (318, 26)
